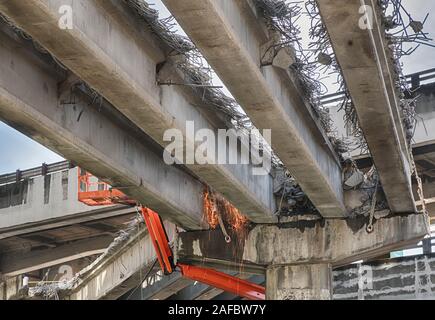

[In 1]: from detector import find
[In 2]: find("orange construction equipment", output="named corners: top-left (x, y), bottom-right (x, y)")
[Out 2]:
top-left (77, 169), bottom-right (136, 206)
top-left (78, 170), bottom-right (265, 300)
top-left (141, 208), bottom-right (175, 275)
top-left (177, 264), bottom-right (266, 301)
top-left (140, 207), bottom-right (265, 300)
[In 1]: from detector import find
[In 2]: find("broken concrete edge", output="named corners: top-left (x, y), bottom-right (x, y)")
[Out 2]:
top-left (24, 218), bottom-right (148, 299)
top-left (176, 213), bottom-right (430, 272)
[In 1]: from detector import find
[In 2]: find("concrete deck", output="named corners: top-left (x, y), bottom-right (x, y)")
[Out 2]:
top-left (0, 0), bottom-right (276, 223)
top-left (162, 0), bottom-right (346, 218)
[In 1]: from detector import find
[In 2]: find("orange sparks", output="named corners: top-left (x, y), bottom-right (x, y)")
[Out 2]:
top-left (203, 187), bottom-right (248, 231)
top-left (203, 188), bottom-right (219, 229)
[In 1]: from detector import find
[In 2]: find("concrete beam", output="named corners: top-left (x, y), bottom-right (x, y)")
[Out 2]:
top-left (127, 270), bottom-right (257, 300)
top-left (0, 0), bottom-right (275, 223)
top-left (165, 273), bottom-right (232, 300)
top-left (0, 205), bottom-right (134, 240)
top-left (162, 0), bottom-right (345, 218)
top-left (316, 0), bottom-right (416, 213)
top-left (176, 214), bottom-right (429, 270)
top-left (125, 272), bottom-right (192, 300)
top-left (0, 30), bottom-right (203, 230)
top-left (0, 236), bottom-right (112, 277)
top-left (0, 165), bottom-right (137, 240)
top-left (67, 223), bottom-right (176, 300)
top-left (168, 277), bottom-right (218, 300)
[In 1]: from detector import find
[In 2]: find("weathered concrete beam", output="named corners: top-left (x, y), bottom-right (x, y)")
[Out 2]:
top-left (67, 223), bottom-right (176, 300)
top-left (316, 0), bottom-right (416, 213)
top-left (0, 165), bottom-right (137, 240)
top-left (164, 276), bottom-right (224, 300)
top-left (126, 269), bottom-right (257, 300)
top-left (162, 0), bottom-right (345, 218)
top-left (0, 205), bottom-right (135, 241)
top-left (167, 279), bottom-right (213, 300)
top-left (0, 30), bottom-right (203, 230)
top-left (125, 272), bottom-right (193, 300)
top-left (176, 214), bottom-right (429, 270)
top-left (0, 236), bottom-right (112, 277)
top-left (0, 0), bottom-right (275, 223)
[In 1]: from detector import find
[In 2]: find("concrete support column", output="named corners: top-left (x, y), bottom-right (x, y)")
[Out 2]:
top-left (266, 264), bottom-right (332, 300)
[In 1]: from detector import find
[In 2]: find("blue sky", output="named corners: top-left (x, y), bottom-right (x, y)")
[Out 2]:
top-left (0, 0), bottom-right (433, 174)
top-left (0, 121), bottom-right (64, 173)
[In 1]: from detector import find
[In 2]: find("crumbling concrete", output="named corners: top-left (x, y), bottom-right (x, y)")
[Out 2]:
top-left (267, 264), bottom-right (332, 300)
top-left (176, 214), bottom-right (429, 270)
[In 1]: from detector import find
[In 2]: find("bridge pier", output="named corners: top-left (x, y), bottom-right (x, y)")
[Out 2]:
top-left (176, 214), bottom-right (428, 299)
top-left (266, 264), bottom-right (332, 300)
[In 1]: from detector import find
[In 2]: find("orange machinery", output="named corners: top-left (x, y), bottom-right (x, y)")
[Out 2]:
top-left (77, 169), bottom-right (136, 206)
top-left (78, 169), bottom-right (265, 300)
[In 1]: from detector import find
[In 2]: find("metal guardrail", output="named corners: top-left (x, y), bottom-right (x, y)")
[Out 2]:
top-left (0, 161), bottom-right (74, 186)
top-left (406, 68), bottom-right (435, 88)
top-left (320, 68), bottom-right (435, 105)
top-left (395, 235), bottom-right (435, 256)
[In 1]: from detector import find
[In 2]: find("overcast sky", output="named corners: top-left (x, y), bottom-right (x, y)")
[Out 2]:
top-left (0, 0), bottom-right (434, 174)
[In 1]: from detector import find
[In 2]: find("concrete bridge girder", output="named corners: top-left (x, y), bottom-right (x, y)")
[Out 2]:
top-left (162, 0), bottom-right (346, 218)
top-left (0, 0), bottom-right (276, 224)
top-left (316, 0), bottom-right (416, 214)
top-left (0, 28), bottom-right (204, 230)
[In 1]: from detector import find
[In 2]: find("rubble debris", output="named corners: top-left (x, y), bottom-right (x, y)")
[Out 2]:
top-left (272, 47), bottom-right (297, 70)
top-left (344, 166), bottom-right (389, 219)
top-left (342, 157), bottom-right (365, 190)
top-left (272, 168), bottom-right (320, 218)
top-left (317, 52), bottom-right (333, 66)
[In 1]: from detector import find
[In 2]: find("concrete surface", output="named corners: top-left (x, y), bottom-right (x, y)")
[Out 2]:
top-left (176, 214), bottom-right (429, 269)
top-left (162, 0), bottom-right (346, 218)
top-left (0, 29), bottom-right (204, 230)
top-left (317, 0), bottom-right (416, 213)
top-left (266, 264), bottom-right (332, 300)
top-left (0, 0), bottom-right (276, 223)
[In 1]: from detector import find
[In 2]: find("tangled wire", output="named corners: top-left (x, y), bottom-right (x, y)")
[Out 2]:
top-left (304, 0), bottom-right (368, 154)
top-left (255, 0), bottom-right (335, 133)
top-left (123, 0), bottom-right (280, 167)
top-left (0, 13), bottom-right (67, 72)
top-left (379, 0), bottom-right (434, 146)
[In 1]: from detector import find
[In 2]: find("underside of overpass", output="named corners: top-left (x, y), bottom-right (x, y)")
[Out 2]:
top-left (0, 0), bottom-right (434, 300)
